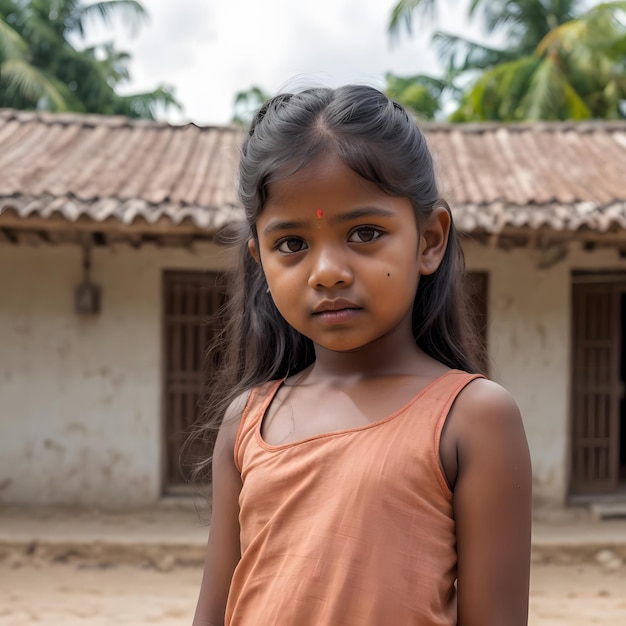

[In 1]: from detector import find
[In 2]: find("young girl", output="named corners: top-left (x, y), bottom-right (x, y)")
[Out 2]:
top-left (192, 85), bottom-right (532, 626)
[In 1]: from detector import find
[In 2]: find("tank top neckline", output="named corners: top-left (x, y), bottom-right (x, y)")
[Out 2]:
top-left (255, 368), bottom-right (460, 452)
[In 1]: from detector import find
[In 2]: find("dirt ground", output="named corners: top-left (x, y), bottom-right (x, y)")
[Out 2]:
top-left (1, 561), bottom-right (625, 625)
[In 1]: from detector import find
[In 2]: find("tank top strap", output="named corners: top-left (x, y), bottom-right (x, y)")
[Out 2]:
top-left (425, 370), bottom-right (485, 420)
top-left (234, 379), bottom-right (283, 472)
top-left (416, 369), bottom-right (485, 497)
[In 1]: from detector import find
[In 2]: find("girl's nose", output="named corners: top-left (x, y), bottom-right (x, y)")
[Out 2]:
top-left (307, 247), bottom-right (353, 289)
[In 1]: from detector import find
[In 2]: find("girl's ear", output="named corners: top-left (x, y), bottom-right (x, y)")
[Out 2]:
top-left (418, 207), bottom-right (451, 276)
top-left (248, 238), bottom-right (261, 264)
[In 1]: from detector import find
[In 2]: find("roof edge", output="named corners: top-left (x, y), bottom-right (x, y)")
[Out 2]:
top-left (421, 119), bottom-right (626, 133)
top-left (2, 107), bottom-right (625, 134)
top-left (0, 108), bottom-right (242, 132)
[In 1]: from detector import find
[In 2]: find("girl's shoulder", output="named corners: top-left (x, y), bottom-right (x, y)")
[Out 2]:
top-left (444, 377), bottom-right (526, 465)
top-left (452, 377), bottom-right (520, 424)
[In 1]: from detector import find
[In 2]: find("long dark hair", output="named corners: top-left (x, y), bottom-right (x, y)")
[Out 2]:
top-left (189, 85), bottom-right (485, 483)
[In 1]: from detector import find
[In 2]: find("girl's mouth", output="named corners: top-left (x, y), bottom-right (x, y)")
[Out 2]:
top-left (313, 306), bottom-right (362, 325)
top-left (312, 298), bottom-right (361, 314)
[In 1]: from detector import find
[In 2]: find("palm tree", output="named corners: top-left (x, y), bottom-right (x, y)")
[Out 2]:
top-left (388, 0), bottom-right (626, 120)
top-left (0, 0), bottom-right (180, 118)
top-left (0, 0), bottom-right (69, 108)
top-left (390, 0), bottom-right (585, 76)
top-left (451, 2), bottom-right (626, 120)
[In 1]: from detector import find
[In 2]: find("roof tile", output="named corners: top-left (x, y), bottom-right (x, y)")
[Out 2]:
top-left (0, 109), bottom-right (625, 235)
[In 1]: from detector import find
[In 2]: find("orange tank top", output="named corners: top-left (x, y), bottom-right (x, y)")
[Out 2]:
top-left (226, 369), bottom-right (483, 626)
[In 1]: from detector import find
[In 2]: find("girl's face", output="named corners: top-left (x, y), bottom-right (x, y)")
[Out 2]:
top-left (249, 153), bottom-right (444, 353)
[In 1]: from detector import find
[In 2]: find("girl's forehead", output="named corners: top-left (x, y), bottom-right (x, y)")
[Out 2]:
top-left (264, 154), bottom-right (379, 205)
top-left (257, 158), bottom-right (416, 230)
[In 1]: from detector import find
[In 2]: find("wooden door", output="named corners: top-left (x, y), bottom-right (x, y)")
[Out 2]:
top-left (163, 271), bottom-right (226, 490)
top-left (570, 280), bottom-right (622, 494)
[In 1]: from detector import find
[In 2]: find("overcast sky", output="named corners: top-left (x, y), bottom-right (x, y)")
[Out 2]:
top-left (84, 0), bottom-right (484, 126)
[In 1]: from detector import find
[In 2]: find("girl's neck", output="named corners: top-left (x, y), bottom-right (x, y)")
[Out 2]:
top-left (304, 325), bottom-right (445, 385)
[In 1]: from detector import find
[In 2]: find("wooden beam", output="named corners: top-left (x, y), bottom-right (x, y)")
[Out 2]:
top-left (501, 226), bottom-right (626, 246)
top-left (527, 229), bottom-right (540, 249)
top-left (158, 235), bottom-right (192, 248)
top-left (46, 230), bottom-right (78, 245)
top-left (14, 230), bottom-right (43, 246)
top-left (0, 228), bottom-right (15, 244)
top-left (0, 212), bottom-right (216, 238)
top-left (128, 233), bottom-right (143, 248)
top-left (0, 222), bottom-right (201, 248)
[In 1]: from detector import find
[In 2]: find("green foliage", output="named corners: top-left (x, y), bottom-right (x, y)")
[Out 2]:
top-left (388, 0), bottom-right (626, 121)
top-left (388, 0), bottom-right (439, 39)
top-left (232, 85), bottom-right (271, 125)
top-left (454, 2), bottom-right (626, 120)
top-left (0, 0), bottom-right (181, 119)
top-left (385, 70), bottom-right (460, 120)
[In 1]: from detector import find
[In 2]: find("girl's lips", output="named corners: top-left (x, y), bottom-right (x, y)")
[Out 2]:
top-left (313, 307), bottom-right (362, 325)
top-left (312, 298), bottom-right (361, 314)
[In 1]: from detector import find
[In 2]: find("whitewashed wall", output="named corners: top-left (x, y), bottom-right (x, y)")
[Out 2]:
top-left (2, 237), bottom-right (625, 508)
top-left (465, 240), bottom-right (626, 507)
top-left (0, 240), bottom-right (235, 508)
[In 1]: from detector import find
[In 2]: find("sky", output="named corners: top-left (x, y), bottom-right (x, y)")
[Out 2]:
top-left (83, 0), bottom-right (485, 126)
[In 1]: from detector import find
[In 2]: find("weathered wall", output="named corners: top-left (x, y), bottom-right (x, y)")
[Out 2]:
top-left (2, 237), bottom-right (625, 509)
top-left (465, 241), bottom-right (626, 507)
top-left (0, 241), bottom-right (234, 508)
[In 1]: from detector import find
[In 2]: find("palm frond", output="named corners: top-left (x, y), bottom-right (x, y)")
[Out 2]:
top-left (453, 56), bottom-right (539, 121)
top-left (481, 0), bottom-right (578, 46)
top-left (18, 6), bottom-right (62, 51)
top-left (588, 1), bottom-right (626, 16)
top-left (388, 0), bottom-right (439, 39)
top-left (0, 57), bottom-right (70, 109)
top-left (468, 0), bottom-right (483, 17)
top-left (233, 85), bottom-right (272, 124)
top-left (537, 19), bottom-right (587, 55)
top-left (605, 33), bottom-right (626, 59)
top-left (74, 0), bottom-right (148, 38)
top-left (432, 31), bottom-right (512, 73)
top-left (520, 56), bottom-right (591, 120)
top-left (0, 14), bottom-right (27, 60)
top-left (541, 1), bottom-right (626, 54)
top-left (384, 71), bottom-right (454, 120)
top-left (118, 84), bottom-right (181, 119)
top-left (93, 41), bottom-right (132, 84)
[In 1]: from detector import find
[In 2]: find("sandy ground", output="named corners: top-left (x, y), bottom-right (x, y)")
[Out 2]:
top-left (0, 561), bottom-right (625, 625)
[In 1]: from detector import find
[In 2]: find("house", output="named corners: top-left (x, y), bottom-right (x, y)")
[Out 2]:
top-left (1, 109), bottom-right (625, 510)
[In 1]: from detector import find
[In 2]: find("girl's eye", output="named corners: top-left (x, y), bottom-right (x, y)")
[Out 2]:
top-left (277, 237), bottom-right (307, 254)
top-left (348, 227), bottom-right (382, 243)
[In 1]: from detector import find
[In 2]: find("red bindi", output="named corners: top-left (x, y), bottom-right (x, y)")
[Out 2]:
top-left (316, 209), bottom-right (324, 219)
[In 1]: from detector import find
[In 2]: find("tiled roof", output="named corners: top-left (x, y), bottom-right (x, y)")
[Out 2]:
top-left (0, 109), bottom-right (625, 237)
top-left (0, 109), bottom-right (244, 236)
top-left (428, 122), bottom-right (626, 235)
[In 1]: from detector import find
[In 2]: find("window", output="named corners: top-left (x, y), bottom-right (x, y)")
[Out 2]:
top-left (162, 271), bottom-right (226, 490)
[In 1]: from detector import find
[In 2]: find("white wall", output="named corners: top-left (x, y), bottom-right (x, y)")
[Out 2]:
top-left (0, 240), bottom-right (235, 508)
top-left (2, 236), bottom-right (626, 509)
top-left (465, 240), bottom-right (626, 507)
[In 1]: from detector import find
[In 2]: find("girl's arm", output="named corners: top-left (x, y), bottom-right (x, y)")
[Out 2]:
top-left (447, 379), bottom-right (533, 626)
top-left (192, 395), bottom-right (248, 626)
